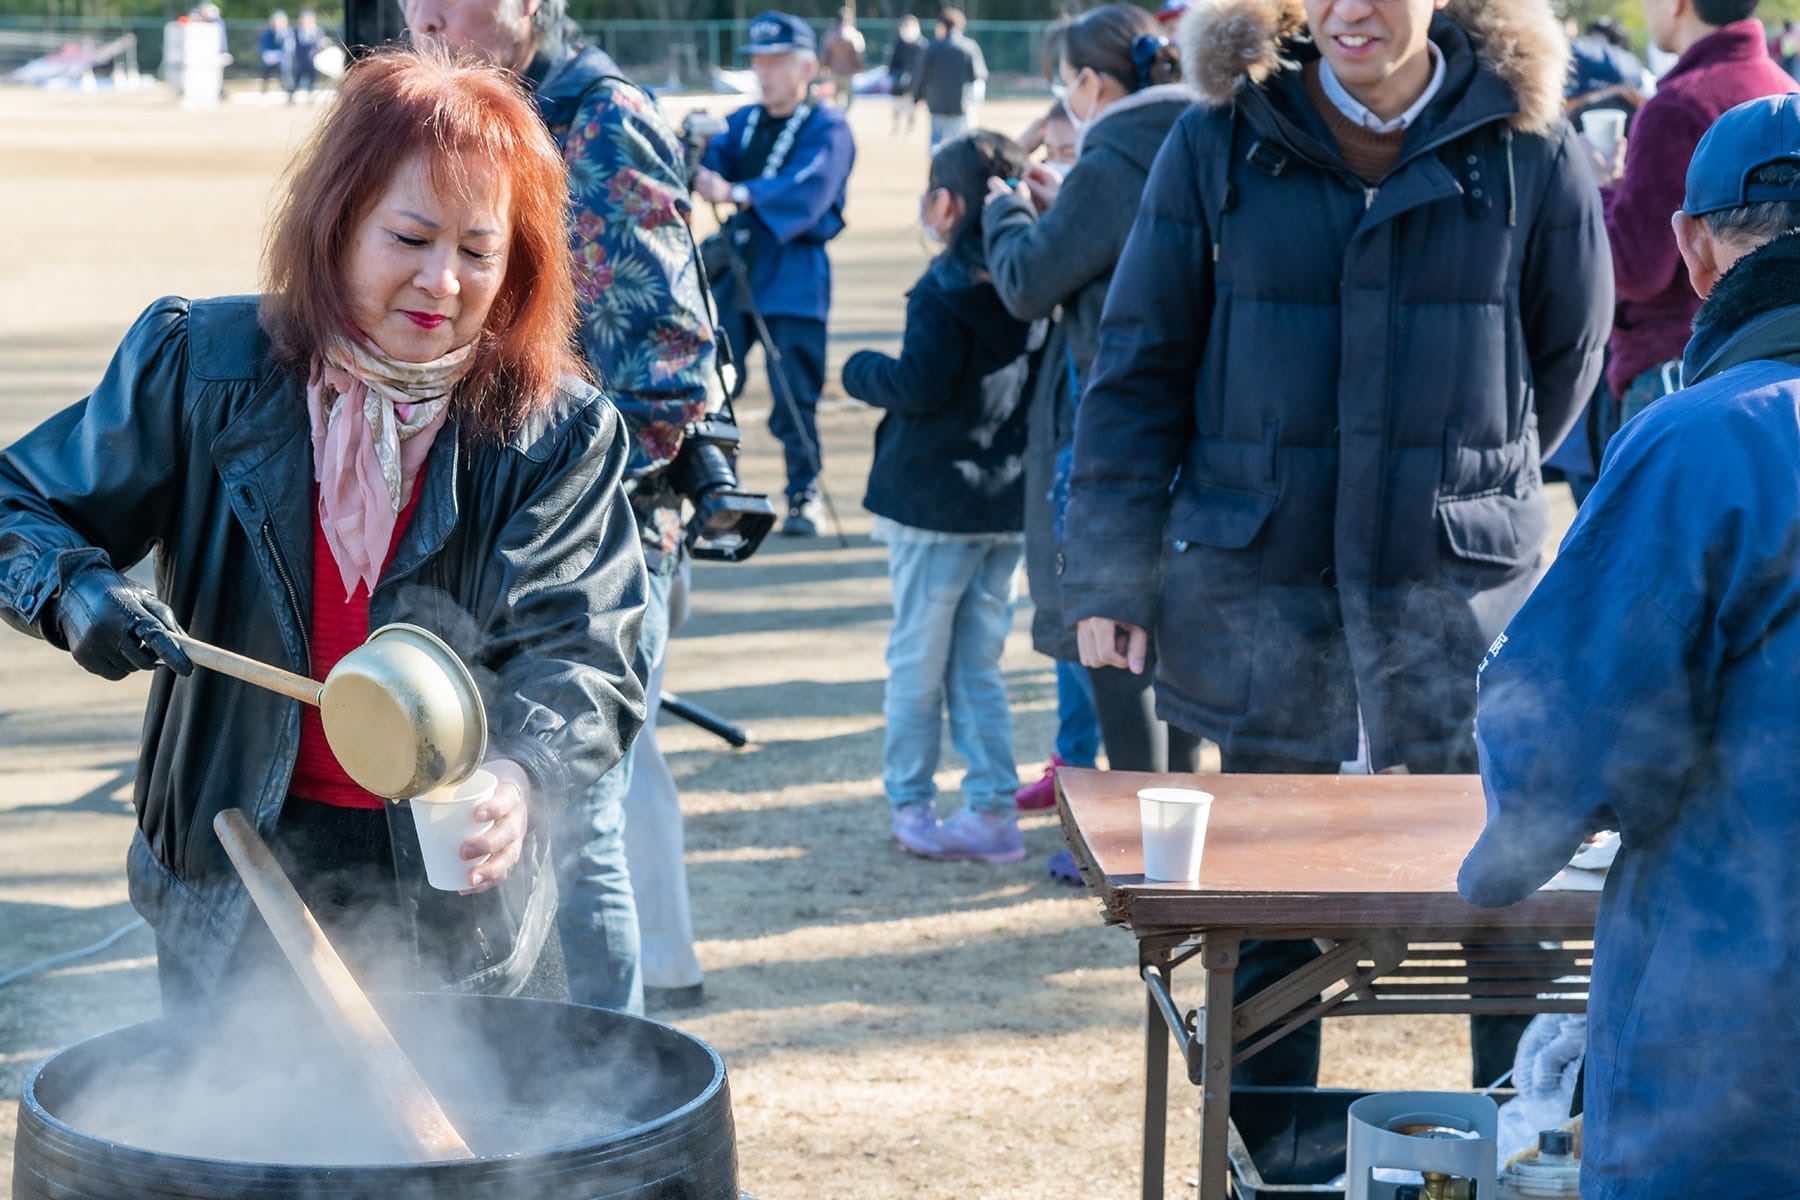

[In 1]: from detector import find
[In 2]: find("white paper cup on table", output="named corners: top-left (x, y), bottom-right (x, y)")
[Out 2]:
top-left (410, 769), bottom-right (496, 891)
top-left (1138, 787), bottom-right (1214, 883)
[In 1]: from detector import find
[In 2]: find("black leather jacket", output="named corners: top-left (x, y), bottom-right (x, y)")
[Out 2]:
top-left (0, 297), bottom-right (648, 996)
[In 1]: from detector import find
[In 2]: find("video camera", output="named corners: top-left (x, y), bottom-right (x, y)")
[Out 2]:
top-left (679, 111), bottom-right (730, 184)
top-left (667, 411), bottom-right (775, 563)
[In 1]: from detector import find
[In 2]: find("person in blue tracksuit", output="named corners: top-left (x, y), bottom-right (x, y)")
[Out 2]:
top-left (694, 11), bottom-right (856, 536)
top-left (1461, 95), bottom-right (1800, 1198)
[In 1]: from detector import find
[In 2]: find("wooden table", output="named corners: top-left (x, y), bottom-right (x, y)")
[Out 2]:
top-left (1056, 769), bottom-right (1598, 1200)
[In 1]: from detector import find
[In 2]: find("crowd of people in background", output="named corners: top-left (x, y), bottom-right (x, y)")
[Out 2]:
top-left (830, 0), bottom-right (1800, 1191)
top-left (255, 8), bottom-right (326, 101)
top-left (672, 0), bottom-right (1789, 1190)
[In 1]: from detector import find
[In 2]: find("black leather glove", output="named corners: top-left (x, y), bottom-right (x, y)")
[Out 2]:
top-left (54, 567), bottom-right (194, 681)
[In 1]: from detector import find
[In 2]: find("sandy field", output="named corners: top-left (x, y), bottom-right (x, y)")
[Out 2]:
top-left (0, 82), bottom-right (1558, 1198)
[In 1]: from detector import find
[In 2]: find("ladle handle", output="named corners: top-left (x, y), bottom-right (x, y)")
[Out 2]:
top-left (172, 635), bottom-right (324, 706)
top-left (213, 809), bottom-right (475, 1162)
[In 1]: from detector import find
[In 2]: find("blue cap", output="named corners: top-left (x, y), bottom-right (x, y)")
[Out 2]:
top-left (1683, 94), bottom-right (1800, 216)
top-left (738, 12), bottom-right (815, 56)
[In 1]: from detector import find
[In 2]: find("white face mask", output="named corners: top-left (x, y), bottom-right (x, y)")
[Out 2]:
top-left (1064, 68), bottom-right (1099, 136)
top-left (1042, 160), bottom-right (1074, 179)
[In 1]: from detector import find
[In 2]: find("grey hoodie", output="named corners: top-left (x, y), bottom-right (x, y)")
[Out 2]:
top-left (983, 82), bottom-right (1194, 386)
top-left (985, 81), bottom-right (1193, 660)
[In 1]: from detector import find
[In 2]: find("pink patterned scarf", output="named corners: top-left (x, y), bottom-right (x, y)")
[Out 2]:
top-left (305, 338), bottom-right (471, 599)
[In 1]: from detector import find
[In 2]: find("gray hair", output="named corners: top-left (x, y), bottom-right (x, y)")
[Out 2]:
top-left (532, 0), bottom-right (575, 41)
top-left (1705, 162), bottom-right (1800, 247)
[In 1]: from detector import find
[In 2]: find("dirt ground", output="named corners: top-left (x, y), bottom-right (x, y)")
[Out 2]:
top-left (0, 83), bottom-right (1566, 1199)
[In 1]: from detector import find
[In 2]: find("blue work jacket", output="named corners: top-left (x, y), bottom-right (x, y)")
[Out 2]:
top-left (1060, 2), bottom-right (1611, 769)
top-left (701, 101), bottom-right (855, 323)
top-left (1461, 235), bottom-right (1800, 1196)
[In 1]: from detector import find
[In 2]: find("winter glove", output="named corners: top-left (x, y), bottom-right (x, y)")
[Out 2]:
top-left (1512, 1011), bottom-right (1586, 1100)
top-left (55, 566), bottom-right (194, 681)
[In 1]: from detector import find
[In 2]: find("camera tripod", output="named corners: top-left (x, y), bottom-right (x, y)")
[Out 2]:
top-left (707, 203), bottom-right (852, 549)
top-left (661, 692), bottom-right (750, 747)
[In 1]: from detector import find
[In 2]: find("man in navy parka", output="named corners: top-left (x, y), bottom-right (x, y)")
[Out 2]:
top-left (1462, 95), bottom-right (1800, 1196)
top-left (1060, 0), bottom-right (1612, 1088)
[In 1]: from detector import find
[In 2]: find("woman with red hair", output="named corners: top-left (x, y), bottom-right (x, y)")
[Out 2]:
top-left (0, 49), bottom-right (647, 1009)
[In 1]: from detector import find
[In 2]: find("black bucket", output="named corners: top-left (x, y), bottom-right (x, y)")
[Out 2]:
top-left (13, 992), bottom-right (737, 1199)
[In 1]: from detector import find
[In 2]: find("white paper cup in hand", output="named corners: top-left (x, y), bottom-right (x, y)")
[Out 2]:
top-left (1138, 787), bottom-right (1214, 883)
top-left (1582, 108), bottom-right (1626, 162)
top-left (409, 769), bottom-right (496, 892)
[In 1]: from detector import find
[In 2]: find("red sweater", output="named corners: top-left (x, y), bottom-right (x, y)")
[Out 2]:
top-left (289, 494), bottom-right (419, 809)
top-left (1602, 20), bottom-right (1796, 397)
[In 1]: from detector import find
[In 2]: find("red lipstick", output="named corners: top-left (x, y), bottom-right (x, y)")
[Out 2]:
top-left (401, 311), bottom-right (447, 329)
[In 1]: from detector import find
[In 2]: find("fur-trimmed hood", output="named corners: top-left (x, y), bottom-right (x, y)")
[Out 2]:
top-left (1175, 0), bottom-right (1569, 135)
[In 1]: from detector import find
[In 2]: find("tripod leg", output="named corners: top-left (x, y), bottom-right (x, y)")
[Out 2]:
top-left (756, 314), bottom-right (851, 547)
top-left (661, 692), bottom-right (752, 748)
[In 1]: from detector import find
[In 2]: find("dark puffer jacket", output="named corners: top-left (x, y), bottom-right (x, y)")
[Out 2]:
top-left (843, 255), bottom-right (1033, 534)
top-left (1060, 0), bottom-right (1612, 769)
top-left (0, 297), bottom-right (648, 996)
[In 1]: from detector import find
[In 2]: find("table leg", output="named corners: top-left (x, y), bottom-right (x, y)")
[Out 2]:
top-left (1142, 940), bottom-right (1169, 1200)
top-left (1198, 934), bottom-right (1240, 1200)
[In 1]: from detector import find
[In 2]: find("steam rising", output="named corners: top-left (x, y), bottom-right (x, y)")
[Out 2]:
top-left (55, 965), bottom-right (663, 1166)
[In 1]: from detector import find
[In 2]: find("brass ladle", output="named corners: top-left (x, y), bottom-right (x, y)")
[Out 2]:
top-left (172, 623), bottom-right (488, 799)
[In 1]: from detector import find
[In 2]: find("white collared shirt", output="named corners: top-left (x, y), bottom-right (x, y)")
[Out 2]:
top-left (1319, 41), bottom-right (1445, 133)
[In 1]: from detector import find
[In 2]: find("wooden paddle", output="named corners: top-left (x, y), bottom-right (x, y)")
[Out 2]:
top-left (213, 808), bottom-right (475, 1162)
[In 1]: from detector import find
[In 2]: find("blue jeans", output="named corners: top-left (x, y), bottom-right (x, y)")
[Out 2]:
top-left (554, 566), bottom-right (672, 1015)
top-left (883, 536), bottom-right (1022, 814)
top-left (1054, 658), bottom-right (1100, 768)
top-left (1554, 375), bottom-right (1606, 507)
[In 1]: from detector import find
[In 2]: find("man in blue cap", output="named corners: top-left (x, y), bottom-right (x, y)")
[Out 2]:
top-left (1461, 93), bottom-right (1800, 1197)
top-left (693, 12), bottom-right (857, 536)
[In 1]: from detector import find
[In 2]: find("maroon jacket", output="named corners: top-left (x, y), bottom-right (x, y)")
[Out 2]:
top-left (1603, 20), bottom-right (1796, 398)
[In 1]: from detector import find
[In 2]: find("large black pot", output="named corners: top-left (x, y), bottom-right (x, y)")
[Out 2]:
top-left (14, 993), bottom-right (736, 1199)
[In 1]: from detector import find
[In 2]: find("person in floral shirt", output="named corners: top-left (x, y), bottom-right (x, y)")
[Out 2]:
top-left (405, 0), bottom-right (717, 1015)
top-left (544, 44), bottom-right (716, 573)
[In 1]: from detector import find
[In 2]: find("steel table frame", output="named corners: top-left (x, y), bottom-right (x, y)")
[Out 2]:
top-left (1051, 769), bottom-right (1598, 1200)
top-left (1132, 924), bottom-right (1594, 1200)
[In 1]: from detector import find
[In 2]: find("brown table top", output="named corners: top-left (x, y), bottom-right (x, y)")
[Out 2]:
top-left (1057, 769), bottom-right (1598, 937)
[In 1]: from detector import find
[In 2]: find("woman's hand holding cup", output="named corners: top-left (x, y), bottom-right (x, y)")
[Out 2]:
top-left (460, 758), bottom-right (530, 894)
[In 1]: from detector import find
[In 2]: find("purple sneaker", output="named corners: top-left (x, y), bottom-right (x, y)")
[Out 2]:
top-left (906, 807), bottom-right (1025, 864)
top-left (891, 803), bottom-right (939, 853)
